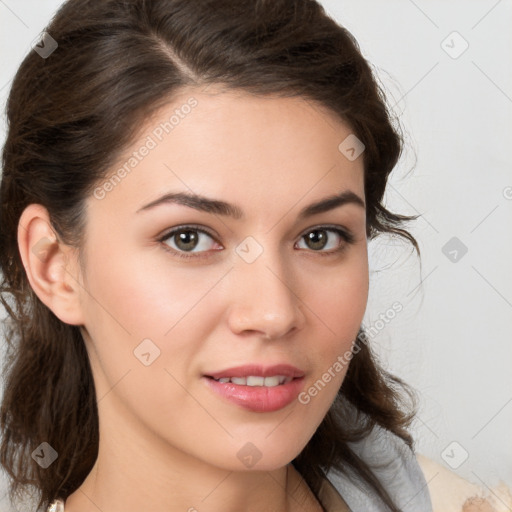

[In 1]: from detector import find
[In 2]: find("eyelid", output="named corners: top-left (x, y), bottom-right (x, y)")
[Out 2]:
top-left (157, 224), bottom-right (218, 240)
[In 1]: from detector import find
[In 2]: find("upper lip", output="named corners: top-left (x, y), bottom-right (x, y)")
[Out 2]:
top-left (205, 364), bottom-right (305, 380)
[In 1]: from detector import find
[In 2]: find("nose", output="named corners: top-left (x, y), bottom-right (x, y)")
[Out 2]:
top-left (226, 245), bottom-right (306, 340)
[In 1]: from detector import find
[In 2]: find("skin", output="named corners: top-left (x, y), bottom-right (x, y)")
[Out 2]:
top-left (18, 88), bottom-right (367, 512)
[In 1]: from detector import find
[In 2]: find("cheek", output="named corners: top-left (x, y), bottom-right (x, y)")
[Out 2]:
top-left (302, 253), bottom-right (368, 396)
top-left (79, 249), bottom-right (222, 425)
top-left (82, 243), bottom-right (222, 340)
top-left (78, 246), bottom-right (239, 423)
top-left (306, 252), bottom-right (369, 339)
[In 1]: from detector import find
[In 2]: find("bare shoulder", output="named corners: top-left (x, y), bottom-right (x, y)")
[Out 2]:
top-left (416, 453), bottom-right (512, 512)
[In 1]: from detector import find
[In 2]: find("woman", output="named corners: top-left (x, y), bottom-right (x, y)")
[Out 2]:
top-left (0, 1), bottom-right (502, 511)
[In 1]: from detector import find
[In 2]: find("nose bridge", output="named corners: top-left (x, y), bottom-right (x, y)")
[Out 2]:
top-left (228, 236), bottom-right (304, 338)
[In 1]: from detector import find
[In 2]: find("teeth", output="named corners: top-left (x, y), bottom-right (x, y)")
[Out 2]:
top-left (213, 375), bottom-right (293, 387)
top-left (246, 376), bottom-right (265, 386)
top-left (262, 376), bottom-right (280, 387)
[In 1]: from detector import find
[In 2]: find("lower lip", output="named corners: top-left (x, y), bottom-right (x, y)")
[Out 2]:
top-left (202, 376), bottom-right (305, 412)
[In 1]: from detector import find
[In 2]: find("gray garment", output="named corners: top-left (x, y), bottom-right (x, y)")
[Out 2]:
top-left (324, 425), bottom-right (433, 511)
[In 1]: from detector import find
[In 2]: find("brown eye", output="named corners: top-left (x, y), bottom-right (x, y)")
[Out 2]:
top-left (172, 229), bottom-right (200, 251)
top-left (296, 226), bottom-right (355, 254)
top-left (159, 226), bottom-right (220, 259)
top-left (303, 229), bottom-right (329, 250)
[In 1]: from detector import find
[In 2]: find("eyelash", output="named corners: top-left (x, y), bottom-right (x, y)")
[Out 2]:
top-left (157, 224), bottom-right (356, 261)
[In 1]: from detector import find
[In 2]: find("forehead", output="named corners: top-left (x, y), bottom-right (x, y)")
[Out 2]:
top-left (89, 89), bottom-right (365, 219)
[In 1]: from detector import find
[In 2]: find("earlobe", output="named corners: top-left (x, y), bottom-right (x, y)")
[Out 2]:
top-left (17, 203), bottom-right (86, 326)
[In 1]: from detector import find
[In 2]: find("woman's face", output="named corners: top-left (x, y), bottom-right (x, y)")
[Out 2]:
top-left (75, 88), bottom-right (369, 472)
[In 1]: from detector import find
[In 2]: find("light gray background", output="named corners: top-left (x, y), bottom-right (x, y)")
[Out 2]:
top-left (1, 0), bottom-right (511, 510)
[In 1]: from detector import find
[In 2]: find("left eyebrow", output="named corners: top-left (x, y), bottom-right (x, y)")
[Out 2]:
top-left (298, 190), bottom-right (366, 218)
top-left (136, 189), bottom-right (365, 219)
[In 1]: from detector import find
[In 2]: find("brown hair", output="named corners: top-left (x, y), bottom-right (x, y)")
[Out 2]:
top-left (0, 1), bottom-right (421, 511)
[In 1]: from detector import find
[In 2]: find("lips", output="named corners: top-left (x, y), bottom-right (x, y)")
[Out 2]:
top-left (202, 364), bottom-right (306, 412)
top-left (204, 364), bottom-right (305, 380)
top-left (203, 376), bottom-right (305, 412)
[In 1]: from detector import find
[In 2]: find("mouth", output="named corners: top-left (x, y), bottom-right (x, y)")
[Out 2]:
top-left (204, 363), bottom-right (305, 381)
top-left (202, 365), bottom-right (306, 412)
